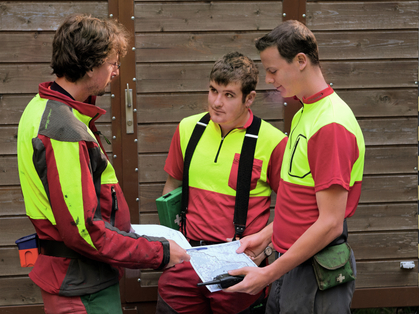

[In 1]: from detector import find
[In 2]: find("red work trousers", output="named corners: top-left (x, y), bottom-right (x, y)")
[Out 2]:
top-left (157, 261), bottom-right (262, 314)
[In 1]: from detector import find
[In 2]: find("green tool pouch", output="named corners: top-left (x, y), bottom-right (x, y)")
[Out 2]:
top-left (312, 242), bottom-right (355, 291)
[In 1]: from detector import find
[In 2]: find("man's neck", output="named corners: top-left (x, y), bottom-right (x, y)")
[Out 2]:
top-left (297, 66), bottom-right (328, 100)
top-left (55, 77), bottom-right (89, 102)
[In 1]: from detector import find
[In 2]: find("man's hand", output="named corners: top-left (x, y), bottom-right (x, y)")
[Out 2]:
top-left (166, 240), bottom-right (190, 268)
top-left (224, 266), bottom-right (270, 295)
top-left (235, 224), bottom-right (273, 263)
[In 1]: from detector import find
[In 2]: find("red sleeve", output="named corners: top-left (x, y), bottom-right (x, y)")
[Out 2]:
top-left (308, 123), bottom-right (359, 192)
top-left (164, 125), bottom-right (184, 181)
top-left (267, 136), bottom-right (288, 193)
top-left (41, 136), bottom-right (166, 270)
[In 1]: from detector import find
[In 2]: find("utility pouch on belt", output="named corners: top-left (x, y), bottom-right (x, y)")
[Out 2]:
top-left (312, 242), bottom-right (355, 291)
top-left (156, 186), bottom-right (182, 230)
top-left (15, 233), bottom-right (39, 267)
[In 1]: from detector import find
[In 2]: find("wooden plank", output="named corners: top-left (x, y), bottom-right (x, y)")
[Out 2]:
top-left (0, 157), bottom-right (19, 186)
top-left (138, 154), bottom-right (167, 183)
top-left (137, 91), bottom-right (285, 124)
top-left (135, 30), bottom-right (418, 63)
top-left (316, 30), bottom-right (418, 60)
top-left (136, 61), bottom-right (418, 93)
top-left (140, 212), bottom-right (160, 225)
top-left (360, 118), bottom-right (417, 146)
top-left (0, 94), bottom-right (111, 125)
top-left (0, 187), bottom-right (25, 216)
top-left (306, 2), bottom-right (419, 31)
top-left (139, 184), bottom-right (164, 213)
top-left (134, 2), bottom-right (282, 32)
top-left (350, 231), bottom-right (417, 260)
top-left (0, 217), bottom-right (36, 246)
top-left (359, 175), bottom-right (417, 203)
top-left (135, 32), bottom-right (265, 63)
top-left (355, 260), bottom-right (418, 289)
top-left (137, 120), bottom-right (284, 153)
top-left (0, 32), bottom-right (54, 63)
top-left (0, 126), bottom-right (18, 155)
top-left (0, 64), bottom-right (58, 94)
top-left (0, 2), bottom-right (107, 31)
top-left (348, 203), bottom-right (417, 232)
top-left (0, 277), bottom-right (42, 306)
top-left (352, 287), bottom-right (419, 308)
top-left (337, 88), bottom-right (417, 118)
top-left (363, 146), bottom-right (416, 175)
top-left (321, 60), bottom-right (418, 89)
top-left (0, 248), bottom-right (31, 277)
top-left (0, 304), bottom-right (44, 314)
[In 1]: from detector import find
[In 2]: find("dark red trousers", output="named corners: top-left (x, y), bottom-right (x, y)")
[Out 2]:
top-left (157, 261), bottom-right (262, 314)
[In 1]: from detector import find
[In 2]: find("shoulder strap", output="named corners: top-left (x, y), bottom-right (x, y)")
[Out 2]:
top-left (233, 116), bottom-right (261, 239)
top-left (181, 113), bottom-right (211, 236)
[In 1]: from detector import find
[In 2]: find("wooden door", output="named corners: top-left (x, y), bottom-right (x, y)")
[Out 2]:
top-left (119, 1), bottom-right (286, 312)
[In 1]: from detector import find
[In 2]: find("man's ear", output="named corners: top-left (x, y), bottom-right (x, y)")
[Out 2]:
top-left (86, 68), bottom-right (95, 78)
top-left (245, 91), bottom-right (256, 108)
top-left (296, 53), bottom-right (308, 71)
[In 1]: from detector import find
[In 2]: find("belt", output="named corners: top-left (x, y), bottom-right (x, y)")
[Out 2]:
top-left (39, 239), bottom-right (83, 259)
top-left (189, 240), bottom-right (223, 247)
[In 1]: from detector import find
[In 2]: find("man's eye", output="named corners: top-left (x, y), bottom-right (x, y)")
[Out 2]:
top-left (269, 69), bottom-right (277, 74)
top-left (226, 93), bottom-right (233, 98)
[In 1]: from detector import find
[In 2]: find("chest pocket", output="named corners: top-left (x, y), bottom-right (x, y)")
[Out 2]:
top-left (228, 153), bottom-right (263, 191)
top-left (288, 134), bottom-right (311, 179)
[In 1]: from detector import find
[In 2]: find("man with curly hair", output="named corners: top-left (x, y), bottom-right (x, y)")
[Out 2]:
top-left (17, 14), bottom-right (189, 314)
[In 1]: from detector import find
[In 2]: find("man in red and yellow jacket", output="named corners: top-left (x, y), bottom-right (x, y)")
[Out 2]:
top-left (17, 14), bottom-right (189, 314)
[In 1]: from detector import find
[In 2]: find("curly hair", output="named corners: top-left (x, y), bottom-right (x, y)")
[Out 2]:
top-left (51, 14), bottom-right (130, 82)
top-left (255, 20), bottom-right (319, 66)
top-left (209, 51), bottom-right (259, 103)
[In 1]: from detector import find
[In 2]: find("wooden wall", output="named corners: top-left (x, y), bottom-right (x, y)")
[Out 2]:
top-left (0, 1), bottom-right (110, 308)
top-left (0, 0), bottom-right (418, 311)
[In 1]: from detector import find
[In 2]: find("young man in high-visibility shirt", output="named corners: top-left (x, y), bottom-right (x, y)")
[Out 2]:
top-left (227, 20), bottom-right (365, 314)
top-left (156, 51), bottom-right (288, 314)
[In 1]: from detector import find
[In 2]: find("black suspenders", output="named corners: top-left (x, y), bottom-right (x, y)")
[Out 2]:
top-left (180, 113), bottom-right (261, 239)
top-left (181, 113), bottom-right (211, 236)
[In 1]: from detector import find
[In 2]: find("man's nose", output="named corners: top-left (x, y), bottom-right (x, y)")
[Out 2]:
top-left (265, 73), bottom-right (274, 84)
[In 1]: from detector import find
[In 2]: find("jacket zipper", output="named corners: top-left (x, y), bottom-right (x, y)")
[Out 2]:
top-left (289, 101), bottom-right (304, 148)
top-left (214, 128), bottom-right (233, 163)
top-left (111, 186), bottom-right (118, 226)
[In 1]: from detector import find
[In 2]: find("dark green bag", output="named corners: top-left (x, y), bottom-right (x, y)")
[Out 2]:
top-left (312, 243), bottom-right (355, 291)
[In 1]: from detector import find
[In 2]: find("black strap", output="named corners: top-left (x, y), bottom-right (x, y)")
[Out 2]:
top-left (327, 219), bottom-right (348, 247)
top-left (181, 113), bottom-right (211, 236)
top-left (39, 239), bottom-right (83, 259)
top-left (233, 116), bottom-right (261, 238)
top-left (181, 113), bottom-right (261, 239)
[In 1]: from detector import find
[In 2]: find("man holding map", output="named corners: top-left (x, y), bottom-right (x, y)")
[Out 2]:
top-left (156, 52), bottom-right (288, 314)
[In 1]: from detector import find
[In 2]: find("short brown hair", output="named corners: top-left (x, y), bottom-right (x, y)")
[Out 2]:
top-left (255, 20), bottom-right (319, 66)
top-left (210, 51), bottom-right (259, 102)
top-left (51, 14), bottom-right (130, 82)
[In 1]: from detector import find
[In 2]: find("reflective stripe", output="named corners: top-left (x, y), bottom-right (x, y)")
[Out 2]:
top-left (245, 134), bottom-right (258, 139)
